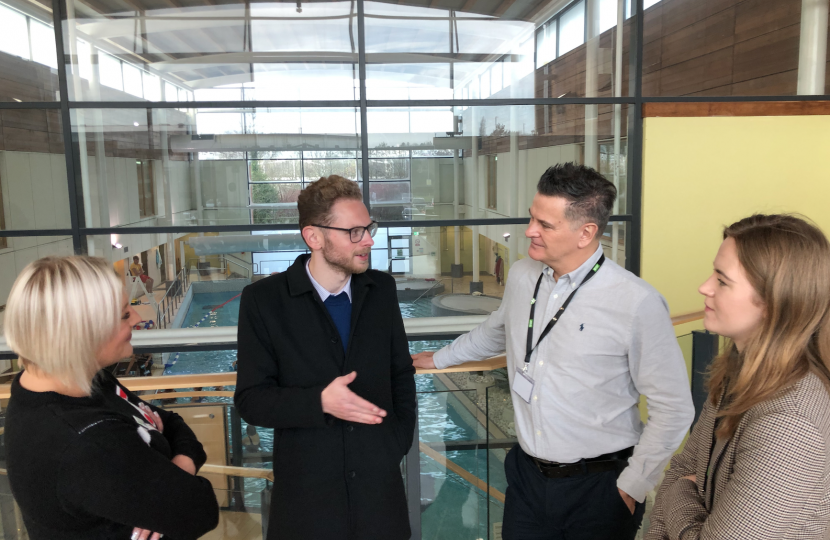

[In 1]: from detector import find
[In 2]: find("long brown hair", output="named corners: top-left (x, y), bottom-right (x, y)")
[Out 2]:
top-left (708, 214), bottom-right (830, 438)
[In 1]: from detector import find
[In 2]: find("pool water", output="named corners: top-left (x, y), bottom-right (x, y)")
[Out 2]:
top-left (167, 291), bottom-right (507, 539)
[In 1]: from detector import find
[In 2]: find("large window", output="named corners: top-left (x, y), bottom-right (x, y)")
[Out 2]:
top-left (5, 0), bottom-right (830, 537)
top-left (0, 3), bottom-right (55, 68)
top-left (3, 0), bottom-right (829, 315)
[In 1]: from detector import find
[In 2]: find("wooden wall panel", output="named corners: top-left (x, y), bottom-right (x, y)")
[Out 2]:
top-left (661, 8), bottom-right (736, 68)
top-left (643, 101), bottom-right (830, 117)
top-left (732, 0), bottom-right (801, 42)
top-left (660, 0), bottom-right (739, 36)
top-left (0, 53), bottom-right (59, 103)
top-left (533, 0), bottom-right (827, 107)
top-left (0, 51), bottom-right (191, 160)
top-left (658, 47), bottom-right (734, 96)
top-left (732, 23), bottom-right (801, 84)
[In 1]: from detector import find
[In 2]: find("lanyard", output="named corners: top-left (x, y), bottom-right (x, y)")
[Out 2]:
top-left (524, 254), bottom-right (605, 371)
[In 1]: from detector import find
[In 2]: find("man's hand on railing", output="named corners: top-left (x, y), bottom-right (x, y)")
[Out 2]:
top-left (411, 351), bottom-right (436, 369)
top-left (321, 371), bottom-right (387, 424)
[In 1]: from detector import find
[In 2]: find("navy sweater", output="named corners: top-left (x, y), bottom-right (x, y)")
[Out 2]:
top-left (324, 291), bottom-right (352, 352)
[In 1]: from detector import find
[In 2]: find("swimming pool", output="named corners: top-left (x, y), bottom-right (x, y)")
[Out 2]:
top-left (167, 291), bottom-right (508, 539)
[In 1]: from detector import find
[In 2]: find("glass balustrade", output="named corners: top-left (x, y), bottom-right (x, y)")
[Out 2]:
top-left (0, 328), bottom-right (701, 540)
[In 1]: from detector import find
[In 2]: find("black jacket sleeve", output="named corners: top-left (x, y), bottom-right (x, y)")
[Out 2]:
top-left (57, 420), bottom-right (219, 540)
top-left (234, 286), bottom-right (329, 429)
top-left (386, 280), bottom-right (417, 455)
top-left (114, 378), bottom-right (208, 470)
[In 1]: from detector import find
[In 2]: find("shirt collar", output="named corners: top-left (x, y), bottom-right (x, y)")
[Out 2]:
top-left (543, 244), bottom-right (604, 287)
top-left (305, 258), bottom-right (352, 303)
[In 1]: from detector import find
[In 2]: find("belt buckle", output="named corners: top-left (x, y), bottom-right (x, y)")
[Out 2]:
top-left (535, 459), bottom-right (577, 479)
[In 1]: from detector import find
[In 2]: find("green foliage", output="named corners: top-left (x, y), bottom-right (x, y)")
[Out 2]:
top-left (250, 160), bottom-right (268, 182)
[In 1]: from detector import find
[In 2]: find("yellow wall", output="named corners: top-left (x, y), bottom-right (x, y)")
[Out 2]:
top-left (641, 115), bottom-right (830, 317)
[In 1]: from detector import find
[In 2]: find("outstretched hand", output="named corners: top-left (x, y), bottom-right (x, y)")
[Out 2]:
top-left (322, 372), bottom-right (386, 424)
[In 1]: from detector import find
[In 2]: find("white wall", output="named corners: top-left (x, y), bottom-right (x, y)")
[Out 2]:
top-left (0, 149), bottom-right (76, 329)
top-left (0, 236), bottom-right (75, 328)
top-left (80, 156), bottom-right (193, 228)
top-left (457, 143), bottom-right (584, 261)
top-left (198, 160), bottom-right (248, 209)
top-left (0, 151), bottom-right (72, 232)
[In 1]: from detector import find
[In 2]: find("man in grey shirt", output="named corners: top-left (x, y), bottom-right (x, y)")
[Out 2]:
top-left (413, 163), bottom-right (694, 540)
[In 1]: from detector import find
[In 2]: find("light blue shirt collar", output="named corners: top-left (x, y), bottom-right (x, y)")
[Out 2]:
top-left (305, 258), bottom-right (352, 303)
top-left (543, 244), bottom-right (604, 288)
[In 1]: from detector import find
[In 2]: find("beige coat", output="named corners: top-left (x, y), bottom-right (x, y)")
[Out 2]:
top-left (647, 372), bottom-right (830, 540)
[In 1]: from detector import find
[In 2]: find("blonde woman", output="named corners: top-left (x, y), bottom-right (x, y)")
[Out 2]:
top-left (647, 214), bottom-right (830, 539)
top-left (4, 256), bottom-right (218, 540)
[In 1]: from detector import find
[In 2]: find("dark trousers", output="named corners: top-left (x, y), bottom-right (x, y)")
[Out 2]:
top-left (502, 444), bottom-right (645, 540)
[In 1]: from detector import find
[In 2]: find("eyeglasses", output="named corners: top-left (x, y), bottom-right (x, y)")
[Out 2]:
top-left (313, 221), bottom-right (379, 243)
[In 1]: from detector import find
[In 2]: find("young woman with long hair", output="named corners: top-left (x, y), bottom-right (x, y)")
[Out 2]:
top-left (646, 214), bottom-right (830, 539)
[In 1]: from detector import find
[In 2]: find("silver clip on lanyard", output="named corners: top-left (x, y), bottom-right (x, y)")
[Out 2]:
top-left (524, 254), bottom-right (605, 372)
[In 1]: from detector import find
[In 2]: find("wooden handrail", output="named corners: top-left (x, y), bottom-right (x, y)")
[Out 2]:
top-left (671, 311), bottom-right (704, 326)
top-left (414, 355), bottom-right (506, 374)
top-left (0, 359), bottom-right (509, 399)
top-left (0, 465), bottom-right (274, 482)
top-left (0, 314), bottom-right (703, 399)
top-left (124, 372), bottom-right (237, 391)
top-left (199, 464), bottom-right (274, 482)
top-left (419, 442), bottom-right (506, 503)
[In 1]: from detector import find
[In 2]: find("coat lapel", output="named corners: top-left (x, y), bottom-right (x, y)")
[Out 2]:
top-left (345, 271), bottom-right (375, 363)
top-left (286, 254), bottom-right (346, 369)
top-left (696, 404), bottom-right (715, 498)
top-left (700, 387), bottom-right (728, 511)
top-left (705, 436), bottom-right (730, 510)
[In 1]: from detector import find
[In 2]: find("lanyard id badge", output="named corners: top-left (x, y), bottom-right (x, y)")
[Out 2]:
top-left (512, 369), bottom-right (535, 403)
top-left (524, 254), bottom-right (605, 372)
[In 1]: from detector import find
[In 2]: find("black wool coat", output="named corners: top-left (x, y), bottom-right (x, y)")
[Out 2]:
top-left (234, 254), bottom-right (417, 540)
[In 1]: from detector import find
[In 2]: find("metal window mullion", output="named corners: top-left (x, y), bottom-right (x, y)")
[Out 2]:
top-left (626, 0), bottom-right (644, 276)
top-left (26, 16), bottom-right (34, 63)
top-left (52, 0), bottom-right (84, 253)
top-left (73, 214), bottom-right (633, 236)
top-left (357, 0), bottom-right (371, 210)
top-left (555, 15), bottom-right (560, 58)
top-left (0, 228), bottom-right (76, 237)
top-left (5, 95), bottom-right (830, 110)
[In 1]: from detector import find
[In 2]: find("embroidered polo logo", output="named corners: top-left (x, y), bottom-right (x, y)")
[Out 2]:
top-left (579, 324), bottom-right (585, 331)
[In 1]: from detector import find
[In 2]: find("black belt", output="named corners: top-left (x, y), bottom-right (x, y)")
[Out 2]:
top-left (531, 447), bottom-right (634, 479)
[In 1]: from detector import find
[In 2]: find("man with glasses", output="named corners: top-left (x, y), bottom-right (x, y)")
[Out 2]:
top-left (234, 175), bottom-right (416, 540)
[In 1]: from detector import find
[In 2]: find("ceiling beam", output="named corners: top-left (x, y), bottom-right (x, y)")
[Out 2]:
top-left (492, 0), bottom-right (516, 17)
top-left (459, 0), bottom-right (476, 13)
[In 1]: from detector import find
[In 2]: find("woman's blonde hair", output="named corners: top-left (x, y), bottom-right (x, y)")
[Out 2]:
top-left (709, 214), bottom-right (830, 438)
top-left (4, 256), bottom-right (123, 395)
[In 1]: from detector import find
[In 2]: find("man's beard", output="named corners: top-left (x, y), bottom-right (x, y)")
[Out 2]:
top-left (321, 241), bottom-right (370, 275)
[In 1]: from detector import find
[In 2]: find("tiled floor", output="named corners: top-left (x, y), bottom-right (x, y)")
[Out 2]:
top-left (131, 285), bottom-right (171, 326)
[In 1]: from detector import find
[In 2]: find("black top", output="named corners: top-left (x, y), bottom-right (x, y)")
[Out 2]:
top-left (234, 254), bottom-right (416, 540)
top-left (5, 370), bottom-right (219, 540)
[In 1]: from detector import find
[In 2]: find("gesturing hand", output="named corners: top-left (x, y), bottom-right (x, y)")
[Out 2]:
top-left (321, 372), bottom-right (386, 424)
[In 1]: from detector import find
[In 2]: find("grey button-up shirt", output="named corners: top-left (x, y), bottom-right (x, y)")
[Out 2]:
top-left (433, 245), bottom-right (694, 502)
